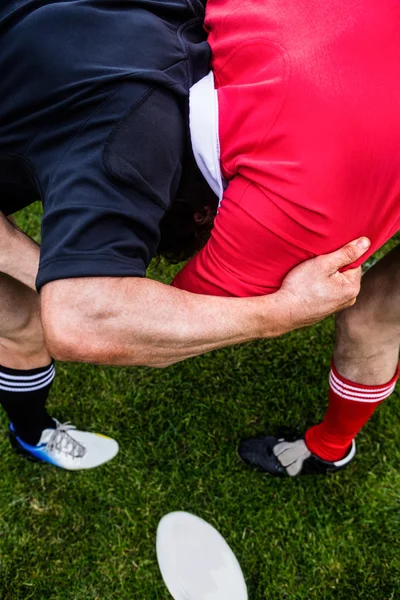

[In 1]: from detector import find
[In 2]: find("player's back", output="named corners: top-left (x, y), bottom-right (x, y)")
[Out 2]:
top-left (206, 0), bottom-right (400, 258)
top-left (0, 0), bottom-right (208, 216)
top-left (173, 0), bottom-right (400, 297)
top-left (0, 0), bottom-right (201, 147)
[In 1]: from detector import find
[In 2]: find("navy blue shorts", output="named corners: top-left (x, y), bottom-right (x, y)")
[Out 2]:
top-left (0, 0), bottom-right (209, 289)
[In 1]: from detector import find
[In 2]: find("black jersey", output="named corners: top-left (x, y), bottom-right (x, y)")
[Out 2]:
top-left (0, 1), bottom-right (209, 289)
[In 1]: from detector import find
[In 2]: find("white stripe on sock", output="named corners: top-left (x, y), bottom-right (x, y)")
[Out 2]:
top-left (330, 375), bottom-right (396, 400)
top-left (0, 364), bottom-right (54, 382)
top-left (0, 366), bottom-right (54, 389)
top-left (330, 369), bottom-right (395, 395)
top-left (0, 369), bottom-right (55, 392)
top-left (329, 374), bottom-right (396, 403)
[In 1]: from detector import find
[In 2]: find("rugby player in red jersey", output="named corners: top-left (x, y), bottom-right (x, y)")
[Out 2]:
top-left (0, 0), bottom-right (366, 471)
top-left (170, 0), bottom-right (400, 475)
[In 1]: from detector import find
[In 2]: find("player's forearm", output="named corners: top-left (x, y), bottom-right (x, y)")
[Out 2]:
top-left (42, 238), bottom-right (368, 366)
top-left (0, 214), bottom-right (40, 290)
top-left (42, 277), bottom-right (290, 367)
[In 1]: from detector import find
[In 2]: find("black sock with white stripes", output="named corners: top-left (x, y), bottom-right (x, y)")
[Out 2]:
top-left (0, 361), bottom-right (56, 445)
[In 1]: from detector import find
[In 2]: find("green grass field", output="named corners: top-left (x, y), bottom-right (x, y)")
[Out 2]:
top-left (1, 204), bottom-right (399, 600)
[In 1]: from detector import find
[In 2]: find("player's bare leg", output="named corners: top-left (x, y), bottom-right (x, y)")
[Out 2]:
top-left (333, 244), bottom-right (400, 385)
top-left (239, 244), bottom-right (400, 476)
top-left (297, 245), bottom-right (400, 468)
top-left (0, 272), bottom-right (50, 370)
top-left (0, 212), bottom-right (50, 369)
top-left (0, 213), bottom-right (41, 291)
top-left (0, 212), bottom-right (118, 469)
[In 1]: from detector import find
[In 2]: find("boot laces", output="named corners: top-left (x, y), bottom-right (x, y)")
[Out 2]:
top-left (46, 420), bottom-right (86, 459)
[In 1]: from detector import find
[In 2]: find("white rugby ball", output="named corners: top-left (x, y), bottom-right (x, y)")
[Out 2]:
top-left (157, 512), bottom-right (248, 600)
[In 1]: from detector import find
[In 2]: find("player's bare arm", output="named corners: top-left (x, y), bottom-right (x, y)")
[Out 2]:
top-left (41, 237), bottom-right (369, 368)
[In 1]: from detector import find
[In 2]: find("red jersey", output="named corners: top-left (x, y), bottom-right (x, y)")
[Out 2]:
top-left (173, 0), bottom-right (400, 296)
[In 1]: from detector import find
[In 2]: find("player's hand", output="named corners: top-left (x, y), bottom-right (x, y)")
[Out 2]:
top-left (277, 237), bottom-right (371, 331)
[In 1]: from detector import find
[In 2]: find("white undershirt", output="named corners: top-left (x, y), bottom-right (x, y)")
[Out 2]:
top-left (189, 71), bottom-right (225, 204)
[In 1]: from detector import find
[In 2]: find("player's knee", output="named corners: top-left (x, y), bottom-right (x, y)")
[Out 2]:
top-left (335, 302), bottom-right (376, 346)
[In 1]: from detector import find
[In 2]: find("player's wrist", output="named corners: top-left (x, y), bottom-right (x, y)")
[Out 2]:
top-left (251, 291), bottom-right (294, 339)
top-left (273, 289), bottom-right (306, 333)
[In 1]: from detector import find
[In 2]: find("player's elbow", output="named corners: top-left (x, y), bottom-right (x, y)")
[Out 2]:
top-left (44, 316), bottom-right (167, 367)
top-left (41, 280), bottom-right (153, 366)
top-left (44, 331), bottom-right (85, 363)
top-left (40, 280), bottom-right (115, 364)
top-left (42, 304), bottom-right (96, 363)
top-left (40, 279), bottom-right (180, 367)
top-left (44, 316), bottom-right (177, 368)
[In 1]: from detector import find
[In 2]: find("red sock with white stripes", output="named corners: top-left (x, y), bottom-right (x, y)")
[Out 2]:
top-left (305, 363), bottom-right (399, 462)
